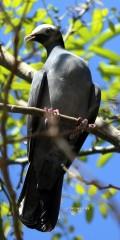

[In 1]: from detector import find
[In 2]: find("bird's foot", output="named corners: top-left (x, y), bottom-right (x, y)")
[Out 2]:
top-left (44, 107), bottom-right (60, 128)
top-left (69, 117), bottom-right (96, 139)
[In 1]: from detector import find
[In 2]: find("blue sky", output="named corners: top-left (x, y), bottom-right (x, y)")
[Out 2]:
top-left (1, 0), bottom-right (120, 239)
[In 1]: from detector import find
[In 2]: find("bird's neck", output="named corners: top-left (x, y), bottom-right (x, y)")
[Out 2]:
top-left (46, 38), bottom-right (65, 56)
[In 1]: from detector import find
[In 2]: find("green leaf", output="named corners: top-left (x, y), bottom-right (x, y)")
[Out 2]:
top-left (79, 156), bottom-right (88, 162)
top-left (74, 237), bottom-right (83, 240)
top-left (4, 25), bottom-right (13, 35)
top-left (71, 202), bottom-right (81, 214)
top-left (17, 1), bottom-right (36, 16)
top-left (12, 81), bottom-right (30, 91)
top-left (73, 21), bottom-right (91, 42)
top-left (108, 20), bottom-right (116, 32)
top-left (68, 225), bottom-right (74, 233)
top-left (34, 9), bottom-right (46, 22)
top-left (52, 233), bottom-right (61, 240)
top-left (93, 23), bottom-right (120, 46)
top-left (3, 221), bottom-right (11, 238)
top-left (75, 184), bottom-right (85, 195)
top-left (0, 203), bottom-right (9, 217)
top-left (102, 77), bottom-right (120, 100)
top-left (86, 204), bottom-right (94, 222)
top-left (3, 0), bottom-right (11, 7)
top-left (99, 202), bottom-right (108, 218)
top-left (91, 9), bottom-right (104, 35)
top-left (99, 63), bottom-right (120, 76)
top-left (88, 185), bottom-right (97, 196)
top-left (97, 153), bottom-right (112, 167)
top-left (30, 62), bottom-right (43, 70)
top-left (8, 94), bottom-right (17, 104)
top-left (90, 46), bottom-right (120, 62)
top-left (10, 126), bottom-right (20, 136)
top-left (0, 213), bottom-right (6, 240)
top-left (11, 0), bottom-right (22, 8)
top-left (102, 188), bottom-right (117, 199)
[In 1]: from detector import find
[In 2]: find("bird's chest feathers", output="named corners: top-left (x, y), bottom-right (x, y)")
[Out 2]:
top-left (46, 73), bottom-right (90, 118)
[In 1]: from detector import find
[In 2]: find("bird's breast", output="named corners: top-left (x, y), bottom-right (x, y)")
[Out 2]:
top-left (46, 67), bottom-right (92, 118)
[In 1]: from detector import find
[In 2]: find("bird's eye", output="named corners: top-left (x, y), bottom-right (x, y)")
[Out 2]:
top-left (46, 28), bottom-right (51, 34)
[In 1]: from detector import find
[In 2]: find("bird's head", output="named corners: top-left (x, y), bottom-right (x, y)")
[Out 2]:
top-left (24, 24), bottom-right (64, 50)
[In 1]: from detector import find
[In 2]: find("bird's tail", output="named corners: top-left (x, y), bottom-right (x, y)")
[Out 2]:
top-left (17, 163), bottom-right (63, 232)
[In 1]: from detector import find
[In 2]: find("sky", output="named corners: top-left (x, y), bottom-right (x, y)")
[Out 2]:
top-left (1, 0), bottom-right (120, 240)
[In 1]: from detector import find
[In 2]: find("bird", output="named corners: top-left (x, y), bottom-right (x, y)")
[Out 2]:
top-left (18, 24), bottom-right (101, 232)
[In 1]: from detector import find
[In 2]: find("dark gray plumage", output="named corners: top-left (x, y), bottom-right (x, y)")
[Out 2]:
top-left (18, 24), bottom-right (101, 232)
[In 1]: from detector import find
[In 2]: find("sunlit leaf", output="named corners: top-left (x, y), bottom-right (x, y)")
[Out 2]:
top-left (52, 233), bottom-right (62, 240)
top-left (75, 184), bottom-right (85, 195)
top-left (102, 188), bottom-right (117, 199)
top-left (69, 225), bottom-right (74, 232)
top-left (3, 0), bottom-right (11, 7)
top-left (97, 153), bottom-right (112, 167)
top-left (74, 236), bottom-right (83, 240)
top-left (3, 220), bottom-right (11, 237)
top-left (1, 203), bottom-right (9, 217)
top-left (86, 204), bottom-right (94, 222)
top-left (0, 213), bottom-right (6, 240)
top-left (88, 185), bottom-right (97, 196)
top-left (73, 21), bottom-right (91, 42)
top-left (30, 62), bottom-right (43, 70)
top-left (91, 9), bottom-right (103, 35)
top-left (93, 23), bottom-right (120, 46)
top-left (99, 202), bottom-right (108, 217)
top-left (12, 81), bottom-right (30, 91)
top-left (17, 1), bottom-right (36, 16)
top-left (108, 20), bottom-right (116, 32)
top-left (71, 202), bottom-right (81, 214)
top-left (99, 63), bottom-right (120, 76)
top-left (34, 9), bottom-right (46, 22)
top-left (90, 46), bottom-right (120, 62)
top-left (12, 0), bottom-right (22, 8)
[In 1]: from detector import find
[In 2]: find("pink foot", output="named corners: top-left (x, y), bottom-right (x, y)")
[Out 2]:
top-left (88, 123), bottom-right (96, 129)
top-left (44, 107), bottom-right (60, 127)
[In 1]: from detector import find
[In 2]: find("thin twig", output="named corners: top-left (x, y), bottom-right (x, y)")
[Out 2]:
top-left (16, 164), bottom-right (26, 189)
top-left (64, 0), bottom-right (94, 41)
top-left (79, 145), bottom-right (120, 156)
top-left (62, 164), bottom-right (120, 191)
top-left (0, 178), bottom-right (11, 207)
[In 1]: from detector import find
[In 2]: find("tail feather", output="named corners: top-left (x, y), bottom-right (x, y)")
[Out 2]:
top-left (18, 163), bottom-right (63, 232)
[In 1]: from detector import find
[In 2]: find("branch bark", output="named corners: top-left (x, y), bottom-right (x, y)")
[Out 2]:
top-left (79, 145), bottom-right (120, 156)
top-left (0, 103), bottom-right (120, 147)
top-left (0, 45), bottom-right (35, 83)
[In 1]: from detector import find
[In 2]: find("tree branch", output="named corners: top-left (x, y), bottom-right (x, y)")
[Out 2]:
top-left (4, 145), bottom-right (119, 167)
top-left (79, 145), bottom-right (120, 156)
top-left (0, 45), bottom-right (35, 83)
top-left (62, 164), bottom-right (120, 191)
top-left (0, 103), bottom-right (120, 147)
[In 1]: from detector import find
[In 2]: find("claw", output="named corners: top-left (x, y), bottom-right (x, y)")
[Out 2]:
top-left (44, 107), bottom-right (60, 128)
top-left (69, 117), bottom-right (89, 139)
top-left (88, 123), bottom-right (96, 129)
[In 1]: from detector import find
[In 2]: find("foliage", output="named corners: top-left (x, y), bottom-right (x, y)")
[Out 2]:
top-left (0, 0), bottom-right (120, 239)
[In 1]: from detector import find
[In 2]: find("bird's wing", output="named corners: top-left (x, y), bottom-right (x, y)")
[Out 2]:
top-left (88, 84), bottom-right (101, 122)
top-left (72, 83), bottom-right (101, 153)
top-left (27, 70), bottom-right (47, 161)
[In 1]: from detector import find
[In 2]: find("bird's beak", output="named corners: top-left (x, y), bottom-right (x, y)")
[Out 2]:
top-left (24, 33), bottom-right (36, 42)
